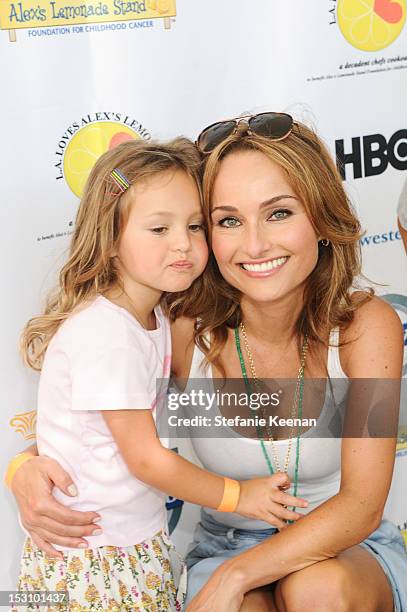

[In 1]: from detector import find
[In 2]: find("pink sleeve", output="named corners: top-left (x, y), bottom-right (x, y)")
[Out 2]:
top-left (71, 345), bottom-right (154, 411)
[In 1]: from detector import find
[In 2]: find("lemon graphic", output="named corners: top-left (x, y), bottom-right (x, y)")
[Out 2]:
top-left (63, 122), bottom-right (139, 198)
top-left (338, 0), bottom-right (406, 51)
top-left (147, 0), bottom-right (171, 14)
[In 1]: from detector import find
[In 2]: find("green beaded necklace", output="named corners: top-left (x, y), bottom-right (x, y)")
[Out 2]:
top-left (234, 326), bottom-right (307, 512)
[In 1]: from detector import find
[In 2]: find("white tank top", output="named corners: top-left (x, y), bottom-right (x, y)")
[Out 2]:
top-left (185, 328), bottom-right (348, 529)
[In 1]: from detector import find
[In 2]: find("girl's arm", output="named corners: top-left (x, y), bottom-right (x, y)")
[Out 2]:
top-left (188, 296), bottom-right (403, 603)
top-left (100, 317), bottom-right (306, 522)
top-left (102, 408), bottom-right (305, 526)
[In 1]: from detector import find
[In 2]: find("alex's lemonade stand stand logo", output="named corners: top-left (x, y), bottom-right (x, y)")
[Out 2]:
top-left (0, 0), bottom-right (176, 41)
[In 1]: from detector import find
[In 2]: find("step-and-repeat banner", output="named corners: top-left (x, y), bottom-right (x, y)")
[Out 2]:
top-left (1, 0), bottom-right (406, 590)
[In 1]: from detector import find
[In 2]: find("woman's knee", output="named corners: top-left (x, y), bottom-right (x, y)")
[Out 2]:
top-left (241, 587), bottom-right (276, 611)
top-left (275, 563), bottom-right (354, 612)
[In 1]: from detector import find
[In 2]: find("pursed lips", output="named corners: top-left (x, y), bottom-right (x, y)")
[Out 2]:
top-left (169, 260), bottom-right (193, 269)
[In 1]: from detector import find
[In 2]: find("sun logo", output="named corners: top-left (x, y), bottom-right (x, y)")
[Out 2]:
top-left (338, 0), bottom-right (406, 51)
top-left (9, 410), bottom-right (37, 440)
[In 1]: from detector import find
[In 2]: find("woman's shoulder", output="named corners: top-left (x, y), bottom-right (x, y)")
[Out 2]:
top-left (340, 291), bottom-right (403, 377)
top-left (170, 316), bottom-right (196, 378)
top-left (344, 291), bottom-right (402, 338)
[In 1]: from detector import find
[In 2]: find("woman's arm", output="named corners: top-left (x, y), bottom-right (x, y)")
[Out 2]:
top-left (8, 446), bottom-right (102, 558)
top-left (188, 297), bottom-right (403, 605)
top-left (9, 311), bottom-right (305, 556)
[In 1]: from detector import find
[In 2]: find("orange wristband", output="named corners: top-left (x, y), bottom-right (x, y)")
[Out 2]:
top-left (216, 477), bottom-right (240, 512)
top-left (4, 452), bottom-right (33, 489)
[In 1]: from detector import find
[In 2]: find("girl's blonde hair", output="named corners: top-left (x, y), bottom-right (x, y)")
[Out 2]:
top-left (21, 137), bottom-right (202, 370)
top-left (169, 121), bottom-right (370, 369)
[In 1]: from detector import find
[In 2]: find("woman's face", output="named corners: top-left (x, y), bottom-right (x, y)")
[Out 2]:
top-left (210, 150), bottom-right (319, 305)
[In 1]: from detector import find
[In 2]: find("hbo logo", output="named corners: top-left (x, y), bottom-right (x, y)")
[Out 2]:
top-left (336, 129), bottom-right (407, 180)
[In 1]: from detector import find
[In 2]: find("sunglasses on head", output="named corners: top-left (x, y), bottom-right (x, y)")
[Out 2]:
top-left (196, 112), bottom-right (294, 154)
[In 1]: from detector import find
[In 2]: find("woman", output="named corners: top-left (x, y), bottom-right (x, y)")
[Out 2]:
top-left (8, 114), bottom-right (406, 611)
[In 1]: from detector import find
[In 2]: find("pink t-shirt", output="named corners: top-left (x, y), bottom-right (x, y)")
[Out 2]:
top-left (36, 295), bottom-right (172, 549)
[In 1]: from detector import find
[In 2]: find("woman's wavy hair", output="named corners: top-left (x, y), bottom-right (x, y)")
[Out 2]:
top-left (21, 137), bottom-right (203, 370)
top-left (168, 121), bottom-right (370, 369)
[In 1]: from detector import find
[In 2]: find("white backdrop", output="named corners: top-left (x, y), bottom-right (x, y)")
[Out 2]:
top-left (1, 0), bottom-right (406, 590)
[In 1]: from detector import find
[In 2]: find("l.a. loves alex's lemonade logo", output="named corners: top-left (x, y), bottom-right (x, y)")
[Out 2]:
top-left (337, 0), bottom-right (406, 51)
top-left (55, 112), bottom-right (151, 198)
top-left (0, 0), bottom-right (176, 41)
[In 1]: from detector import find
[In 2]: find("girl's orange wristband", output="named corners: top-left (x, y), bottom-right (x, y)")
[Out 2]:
top-left (4, 452), bottom-right (33, 489)
top-left (216, 477), bottom-right (240, 512)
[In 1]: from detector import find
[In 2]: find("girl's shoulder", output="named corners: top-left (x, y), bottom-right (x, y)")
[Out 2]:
top-left (55, 296), bottom-right (132, 351)
top-left (339, 291), bottom-right (403, 377)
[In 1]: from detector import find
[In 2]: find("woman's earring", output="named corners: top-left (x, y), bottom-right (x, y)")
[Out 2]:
top-left (320, 239), bottom-right (330, 246)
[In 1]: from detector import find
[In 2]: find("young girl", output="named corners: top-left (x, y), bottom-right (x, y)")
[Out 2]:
top-left (11, 138), bottom-right (307, 611)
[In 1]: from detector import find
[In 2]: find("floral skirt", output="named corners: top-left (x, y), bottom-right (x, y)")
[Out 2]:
top-left (13, 531), bottom-right (186, 611)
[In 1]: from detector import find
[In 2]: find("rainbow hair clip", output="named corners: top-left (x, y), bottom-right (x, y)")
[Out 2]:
top-left (110, 168), bottom-right (130, 193)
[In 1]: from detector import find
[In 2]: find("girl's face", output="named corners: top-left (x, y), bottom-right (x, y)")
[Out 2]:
top-left (117, 169), bottom-right (208, 295)
top-left (210, 150), bottom-right (319, 305)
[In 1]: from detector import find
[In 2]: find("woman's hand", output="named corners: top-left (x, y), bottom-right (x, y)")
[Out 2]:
top-left (11, 456), bottom-right (101, 558)
top-left (237, 472), bottom-right (308, 529)
top-left (186, 560), bottom-right (245, 612)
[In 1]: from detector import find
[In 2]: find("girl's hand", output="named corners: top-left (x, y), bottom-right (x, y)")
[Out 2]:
top-left (236, 472), bottom-right (308, 529)
top-left (186, 561), bottom-right (244, 612)
top-left (10, 456), bottom-right (101, 558)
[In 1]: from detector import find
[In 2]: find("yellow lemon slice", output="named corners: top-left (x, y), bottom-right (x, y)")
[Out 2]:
top-left (338, 0), bottom-right (406, 51)
top-left (156, 0), bottom-right (171, 13)
top-left (147, 0), bottom-right (170, 14)
top-left (64, 122), bottom-right (139, 198)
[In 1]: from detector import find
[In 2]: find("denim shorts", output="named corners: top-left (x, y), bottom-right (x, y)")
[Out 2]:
top-left (185, 510), bottom-right (407, 610)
